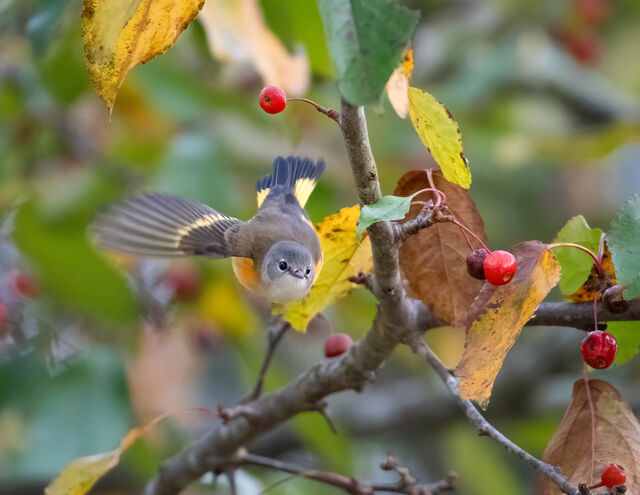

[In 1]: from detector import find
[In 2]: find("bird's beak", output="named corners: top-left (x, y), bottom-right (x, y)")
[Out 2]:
top-left (290, 269), bottom-right (305, 279)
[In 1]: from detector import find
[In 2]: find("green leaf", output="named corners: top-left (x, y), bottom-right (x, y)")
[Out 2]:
top-left (608, 321), bottom-right (640, 365)
top-left (317, 0), bottom-right (419, 105)
top-left (14, 198), bottom-right (138, 323)
top-left (356, 194), bottom-right (416, 240)
top-left (408, 87), bottom-right (472, 189)
top-left (608, 194), bottom-right (640, 300)
top-left (552, 216), bottom-right (603, 295)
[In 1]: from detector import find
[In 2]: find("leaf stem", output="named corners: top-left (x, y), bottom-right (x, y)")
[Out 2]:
top-left (287, 98), bottom-right (340, 123)
top-left (548, 243), bottom-right (603, 274)
top-left (583, 362), bottom-right (597, 486)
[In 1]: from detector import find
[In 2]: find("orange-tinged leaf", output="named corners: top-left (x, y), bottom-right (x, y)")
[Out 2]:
top-left (396, 170), bottom-right (487, 327)
top-left (455, 241), bottom-right (561, 407)
top-left (275, 205), bottom-right (373, 331)
top-left (199, 0), bottom-right (309, 96)
top-left (44, 427), bottom-right (144, 495)
top-left (408, 86), bottom-right (472, 189)
top-left (385, 48), bottom-right (413, 118)
top-left (82, 0), bottom-right (205, 111)
top-left (541, 379), bottom-right (640, 493)
top-left (566, 245), bottom-right (617, 302)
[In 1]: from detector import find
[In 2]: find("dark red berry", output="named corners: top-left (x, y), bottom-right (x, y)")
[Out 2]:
top-left (324, 333), bottom-right (353, 358)
top-left (483, 250), bottom-right (517, 286)
top-left (11, 270), bottom-right (39, 298)
top-left (165, 266), bottom-right (202, 301)
top-left (581, 330), bottom-right (617, 369)
top-left (466, 248), bottom-right (488, 280)
top-left (602, 285), bottom-right (629, 314)
top-left (590, 463), bottom-right (626, 489)
top-left (259, 86), bottom-right (287, 114)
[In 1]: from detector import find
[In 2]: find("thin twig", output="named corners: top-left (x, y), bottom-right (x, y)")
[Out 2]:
top-left (413, 339), bottom-right (582, 495)
top-left (241, 317), bottom-right (290, 403)
top-left (238, 451), bottom-right (455, 495)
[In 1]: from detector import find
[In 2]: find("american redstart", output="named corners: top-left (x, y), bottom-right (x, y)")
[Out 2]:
top-left (94, 156), bottom-right (325, 303)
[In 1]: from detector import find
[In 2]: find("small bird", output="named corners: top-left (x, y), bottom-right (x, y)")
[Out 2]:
top-left (94, 156), bottom-right (325, 304)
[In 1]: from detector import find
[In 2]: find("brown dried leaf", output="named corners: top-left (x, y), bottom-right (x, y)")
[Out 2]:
top-left (455, 241), bottom-right (561, 407)
top-left (540, 379), bottom-right (640, 493)
top-left (395, 169), bottom-right (487, 326)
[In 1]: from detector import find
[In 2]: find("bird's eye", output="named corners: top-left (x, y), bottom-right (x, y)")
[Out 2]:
top-left (305, 267), bottom-right (312, 277)
top-left (278, 260), bottom-right (288, 271)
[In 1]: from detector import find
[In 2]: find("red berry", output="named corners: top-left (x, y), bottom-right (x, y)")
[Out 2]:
top-left (259, 86), bottom-right (287, 114)
top-left (324, 333), bottom-right (353, 358)
top-left (562, 32), bottom-right (600, 64)
top-left (466, 248), bottom-right (488, 280)
top-left (165, 266), bottom-right (201, 301)
top-left (483, 250), bottom-right (517, 286)
top-left (11, 270), bottom-right (39, 298)
top-left (581, 330), bottom-right (617, 369)
top-left (589, 463), bottom-right (626, 490)
top-left (602, 285), bottom-right (629, 314)
top-left (601, 463), bottom-right (626, 489)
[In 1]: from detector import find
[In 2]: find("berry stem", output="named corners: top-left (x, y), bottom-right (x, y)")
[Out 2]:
top-left (583, 362), bottom-right (597, 485)
top-left (548, 243), bottom-right (603, 274)
top-left (450, 218), bottom-right (491, 253)
top-left (286, 98), bottom-right (340, 123)
top-left (597, 231), bottom-right (606, 262)
top-left (411, 187), bottom-right (447, 208)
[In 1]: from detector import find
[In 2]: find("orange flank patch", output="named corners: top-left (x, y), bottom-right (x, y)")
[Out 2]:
top-left (232, 257), bottom-right (263, 294)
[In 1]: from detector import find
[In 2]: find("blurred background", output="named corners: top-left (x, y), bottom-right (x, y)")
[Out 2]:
top-left (1, 0), bottom-right (640, 493)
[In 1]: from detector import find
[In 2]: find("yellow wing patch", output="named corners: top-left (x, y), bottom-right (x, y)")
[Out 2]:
top-left (176, 213), bottom-right (227, 243)
top-left (256, 177), bottom-right (319, 208)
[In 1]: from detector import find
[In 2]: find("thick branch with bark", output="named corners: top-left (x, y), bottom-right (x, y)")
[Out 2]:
top-left (144, 99), bottom-right (639, 495)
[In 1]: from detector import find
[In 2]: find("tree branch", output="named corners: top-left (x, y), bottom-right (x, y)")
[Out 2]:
top-left (235, 450), bottom-right (456, 494)
top-left (412, 339), bottom-right (582, 495)
top-left (528, 300), bottom-right (640, 328)
top-left (142, 99), bottom-right (631, 495)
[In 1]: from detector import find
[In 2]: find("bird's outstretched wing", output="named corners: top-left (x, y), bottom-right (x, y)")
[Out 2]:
top-left (93, 193), bottom-right (245, 258)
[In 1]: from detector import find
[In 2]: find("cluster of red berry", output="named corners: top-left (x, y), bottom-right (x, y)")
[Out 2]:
top-left (466, 248), bottom-right (517, 286)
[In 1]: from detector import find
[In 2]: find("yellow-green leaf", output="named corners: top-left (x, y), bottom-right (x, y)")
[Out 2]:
top-left (275, 205), bottom-right (373, 331)
top-left (45, 427), bottom-right (142, 495)
top-left (454, 241), bottom-right (561, 407)
top-left (82, 0), bottom-right (205, 110)
top-left (408, 86), bottom-right (471, 189)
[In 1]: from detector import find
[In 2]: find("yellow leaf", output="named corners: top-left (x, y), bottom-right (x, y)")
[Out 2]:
top-left (408, 86), bottom-right (472, 189)
top-left (454, 241), bottom-right (561, 407)
top-left (275, 205), bottom-right (373, 331)
top-left (82, 0), bottom-right (204, 110)
top-left (199, 280), bottom-right (258, 337)
top-left (45, 427), bottom-right (143, 495)
top-left (385, 48), bottom-right (413, 118)
top-left (199, 0), bottom-right (309, 96)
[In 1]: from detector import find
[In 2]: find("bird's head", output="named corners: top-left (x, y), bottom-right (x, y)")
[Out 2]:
top-left (261, 241), bottom-right (315, 303)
